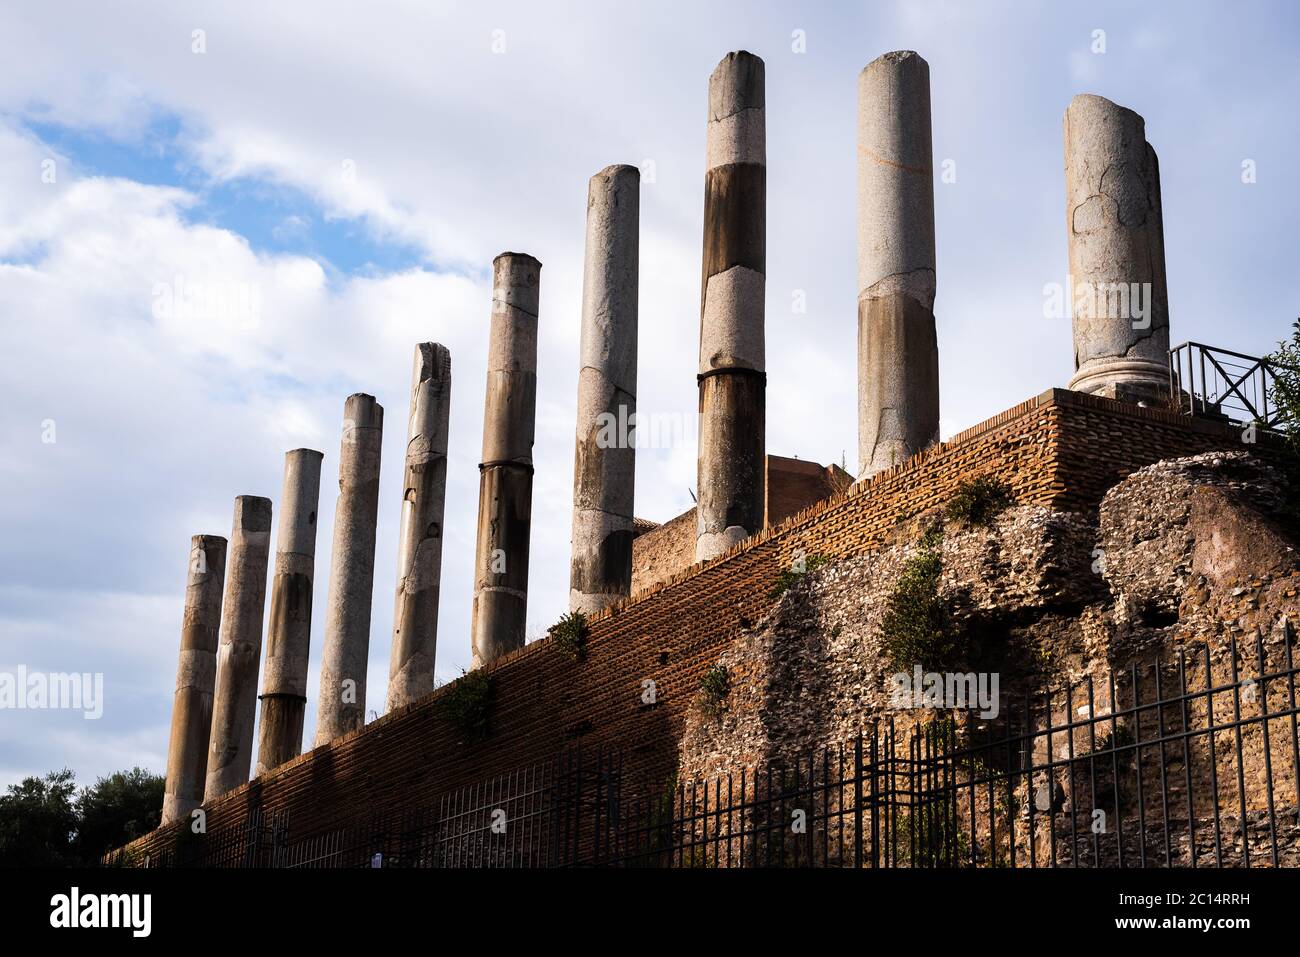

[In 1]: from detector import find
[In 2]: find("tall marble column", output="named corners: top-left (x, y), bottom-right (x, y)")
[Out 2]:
top-left (695, 50), bottom-right (766, 563)
top-left (857, 50), bottom-right (940, 478)
top-left (162, 534), bottom-right (226, 824)
top-left (205, 495), bottom-right (272, 801)
top-left (1064, 94), bottom-right (1171, 402)
top-left (316, 394), bottom-right (383, 744)
top-left (570, 164), bottom-right (639, 614)
top-left (471, 253), bottom-right (540, 668)
top-left (255, 449), bottom-right (322, 775)
top-left (387, 345), bottom-right (451, 710)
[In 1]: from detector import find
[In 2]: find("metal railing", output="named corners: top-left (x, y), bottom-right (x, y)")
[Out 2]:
top-left (1168, 341), bottom-right (1290, 430)
top-left (130, 630), bottom-right (1300, 869)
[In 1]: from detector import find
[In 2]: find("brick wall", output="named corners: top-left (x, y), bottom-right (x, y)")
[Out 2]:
top-left (120, 389), bottom-right (1266, 861)
top-left (630, 508), bottom-right (696, 593)
top-left (631, 454), bottom-right (853, 593)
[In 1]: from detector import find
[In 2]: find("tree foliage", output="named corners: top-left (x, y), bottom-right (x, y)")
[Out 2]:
top-left (0, 766), bottom-right (163, 867)
top-left (0, 769), bottom-right (79, 867)
top-left (1269, 319), bottom-right (1300, 449)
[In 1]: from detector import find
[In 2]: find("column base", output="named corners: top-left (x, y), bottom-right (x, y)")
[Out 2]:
top-left (1067, 359), bottom-right (1171, 406)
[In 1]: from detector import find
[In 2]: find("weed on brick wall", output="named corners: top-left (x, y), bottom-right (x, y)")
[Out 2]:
top-left (697, 665), bottom-right (731, 719)
top-left (770, 553), bottom-right (830, 599)
top-left (880, 525), bottom-right (966, 672)
top-left (438, 670), bottom-right (493, 740)
top-left (547, 611), bottom-right (590, 661)
top-left (944, 475), bottom-right (1014, 528)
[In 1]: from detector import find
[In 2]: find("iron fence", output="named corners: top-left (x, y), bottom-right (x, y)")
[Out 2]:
top-left (135, 631), bottom-right (1300, 869)
top-left (1168, 341), bottom-right (1291, 430)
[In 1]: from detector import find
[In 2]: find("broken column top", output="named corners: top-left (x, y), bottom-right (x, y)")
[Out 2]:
top-left (709, 51), bottom-right (765, 117)
top-left (492, 253), bottom-right (542, 318)
top-left (1066, 92), bottom-right (1145, 129)
top-left (411, 342), bottom-right (451, 390)
top-left (343, 393), bottom-right (384, 429)
top-left (232, 495), bottom-right (273, 532)
top-left (863, 49), bottom-right (926, 71)
top-left (277, 449), bottom-right (323, 556)
top-left (593, 163), bottom-right (639, 181)
top-left (857, 47), bottom-right (936, 305)
top-left (708, 51), bottom-right (765, 171)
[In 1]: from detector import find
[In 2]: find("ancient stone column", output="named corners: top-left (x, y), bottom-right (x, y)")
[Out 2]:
top-left (695, 50), bottom-right (766, 563)
top-left (857, 50), bottom-right (940, 479)
top-left (315, 395), bottom-right (383, 745)
top-left (205, 496), bottom-right (272, 801)
top-left (255, 449), bottom-right (323, 776)
top-left (162, 535), bottom-right (227, 825)
top-left (570, 165), bottom-right (639, 614)
top-left (1064, 94), bottom-right (1171, 402)
top-left (471, 253), bottom-right (541, 668)
top-left (387, 344), bottom-right (452, 711)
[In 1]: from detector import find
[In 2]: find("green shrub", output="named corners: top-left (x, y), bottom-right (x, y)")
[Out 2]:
top-left (893, 803), bottom-right (971, 868)
top-left (1269, 319), bottom-right (1300, 444)
top-left (769, 553), bottom-right (830, 599)
top-left (547, 611), bottom-right (589, 661)
top-left (1267, 322), bottom-right (1300, 527)
top-left (698, 665), bottom-right (731, 719)
top-left (880, 527), bottom-right (963, 671)
top-left (438, 670), bottom-right (493, 738)
top-left (944, 475), bottom-right (1013, 527)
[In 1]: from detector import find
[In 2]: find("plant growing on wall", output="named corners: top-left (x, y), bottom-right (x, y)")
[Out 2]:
top-left (1269, 320), bottom-right (1300, 434)
top-left (547, 611), bottom-right (590, 661)
top-left (697, 664), bottom-right (731, 719)
top-left (438, 670), bottom-right (493, 739)
top-left (880, 525), bottom-right (963, 672)
top-left (944, 475), bottom-right (1014, 527)
top-left (892, 718), bottom-right (974, 866)
top-left (769, 553), bottom-right (830, 599)
top-left (1267, 321), bottom-right (1300, 527)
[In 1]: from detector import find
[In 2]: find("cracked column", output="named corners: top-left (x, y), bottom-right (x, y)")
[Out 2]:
top-left (857, 50), bottom-right (940, 479)
top-left (695, 50), bottom-right (766, 563)
top-left (205, 495), bottom-right (272, 801)
top-left (162, 535), bottom-right (227, 825)
top-left (570, 165), bottom-right (639, 614)
top-left (471, 253), bottom-right (540, 668)
top-left (1064, 94), bottom-right (1171, 402)
top-left (255, 448), bottom-right (323, 776)
top-left (316, 395), bottom-right (383, 744)
top-left (387, 345), bottom-right (451, 710)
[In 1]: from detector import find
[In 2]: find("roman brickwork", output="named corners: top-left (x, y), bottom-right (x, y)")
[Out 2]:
top-left (124, 390), bottom-right (1271, 862)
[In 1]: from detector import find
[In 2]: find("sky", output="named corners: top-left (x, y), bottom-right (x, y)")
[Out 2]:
top-left (1, 0), bottom-right (1297, 791)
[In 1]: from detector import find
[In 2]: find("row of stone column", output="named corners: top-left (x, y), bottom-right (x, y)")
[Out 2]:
top-left (163, 47), bottom-right (1174, 824)
top-left (161, 200), bottom-right (640, 822)
top-left (163, 366), bottom-right (452, 822)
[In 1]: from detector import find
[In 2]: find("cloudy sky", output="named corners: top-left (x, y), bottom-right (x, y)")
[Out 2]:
top-left (1, 0), bottom-right (1296, 791)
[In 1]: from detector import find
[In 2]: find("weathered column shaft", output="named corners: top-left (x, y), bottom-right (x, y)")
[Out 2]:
top-left (316, 394), bottom-right (383, 744)
top-left (695, 50), bottom-right (766, 564)
top-left (255, 449), bottom-right (322, 775)
top-left (205, 496), bottom-right (272, 801)
top-left (1064, 93), bottom-right (1171, 401)
top-left (471, 253), bottom-right (541, 668)
top-left (857, 50), bottom-right (940, 479)
top-left (387, 344), bottom-right (451, 710)
top-left (162, 534), bottom-right (227, 825)
top-left (570, 165), bottom-right (639, 614)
